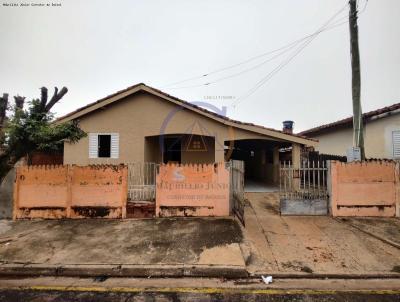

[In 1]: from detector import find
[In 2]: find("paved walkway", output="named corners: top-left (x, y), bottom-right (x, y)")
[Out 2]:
top-left (243, 192), bottom-right (400, 276)
top-left (1, 198), bottom-right (399, 278)
top-left (244, 180), bottom-right (278, 193)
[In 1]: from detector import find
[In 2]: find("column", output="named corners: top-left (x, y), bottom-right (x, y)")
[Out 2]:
top-left (292, 143), bottom-right (301, 190)
top-left (272, 146), bottom-right (280, 184)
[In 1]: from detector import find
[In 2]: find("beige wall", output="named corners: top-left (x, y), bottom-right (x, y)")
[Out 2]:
top-left (64, 92), bottom-right (280, 165)
top-left (181, 135), bottom-right (215, 164)
top-left (310, 113), bottom-right (400, 159)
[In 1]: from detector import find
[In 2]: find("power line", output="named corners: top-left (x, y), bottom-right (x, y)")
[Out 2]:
top-left (166, 42), bottom-right (302, 90)
top-left (161, 3), bottom-right (352, 89)
top-left (168, 19), bottom-right (349, 90)
top-left (230, 3), bottom-right (353, 107)
top-left (161, 38), bottom-right (308, 88)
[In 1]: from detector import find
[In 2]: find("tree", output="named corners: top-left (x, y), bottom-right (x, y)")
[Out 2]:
top-left (0, 87), bottom-right (86, 181)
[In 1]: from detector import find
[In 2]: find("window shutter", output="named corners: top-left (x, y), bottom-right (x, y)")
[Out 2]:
top-left (89, 133), bottom-right (98, 158)
top-left (392, 131), bottom-right (400, 158)
top-left (111, 133), bottom-right (119, 159)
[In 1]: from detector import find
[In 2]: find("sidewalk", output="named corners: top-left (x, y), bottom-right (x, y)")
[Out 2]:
top-left (0, 218), bottom-right (247, 278)
top-left (243, 192), bottom-right (400, 277)
top-left (1, 196), bottom-right (399, 279)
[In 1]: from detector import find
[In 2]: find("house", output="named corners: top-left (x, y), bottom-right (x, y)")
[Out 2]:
top-left (56, 83), bottom-right (316, 186)
top-left (299, 102), bottom-right (400, 159)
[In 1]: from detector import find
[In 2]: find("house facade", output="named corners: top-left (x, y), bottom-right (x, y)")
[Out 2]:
top-left (57, 83), bottom-right (316, 185)
top-left (299, 103), bottom-right (400, 159)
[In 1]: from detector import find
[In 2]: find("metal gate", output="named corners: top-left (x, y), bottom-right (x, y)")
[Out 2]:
top-left (280, 160), bottom-right (328, 214)
top-left (228, 160), bottom-right (245, 226)
top-left (127, 162), bottom-right (159, 201)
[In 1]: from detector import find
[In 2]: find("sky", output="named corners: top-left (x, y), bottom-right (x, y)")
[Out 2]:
top-left (0, 0), bottom-right (399, 132)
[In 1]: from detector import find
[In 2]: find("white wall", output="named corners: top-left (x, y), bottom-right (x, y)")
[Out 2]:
top-left (310, 113), bottom-right (400, 159)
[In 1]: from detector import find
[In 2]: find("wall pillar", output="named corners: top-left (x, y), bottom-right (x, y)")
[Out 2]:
top-left (396, 161), bottom-right (400, 218)
top-left (216, 138), bottom-right (226, 163)
top-left (292, 143), bottom-right (301, 190)
top-left (273, 146), bottom-right (280, 184)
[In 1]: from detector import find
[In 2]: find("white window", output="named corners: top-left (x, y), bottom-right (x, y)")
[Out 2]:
top-left (392, 130), bottom-right (400, 159)
top-left (89, 133), bottom-right (119, 159)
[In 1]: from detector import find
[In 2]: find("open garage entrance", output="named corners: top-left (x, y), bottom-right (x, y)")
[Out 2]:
top-left (144, 134), bottom-right (216, 164)
top-left (225, 139), bottom-right (291, 192)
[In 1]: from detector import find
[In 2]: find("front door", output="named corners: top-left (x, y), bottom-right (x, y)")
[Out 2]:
top-left (163, 137), bottom-right (181, 164)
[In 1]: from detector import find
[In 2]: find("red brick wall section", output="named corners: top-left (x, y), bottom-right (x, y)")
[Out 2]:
top-left (29, 151), bottom-right (63, 165)
top-left (13, 165), bottom-right (128, 219)
top-left (331, 160), bottom-right (397, 217)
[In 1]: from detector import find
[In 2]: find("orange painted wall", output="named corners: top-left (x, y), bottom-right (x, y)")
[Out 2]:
top-left (71, 166), bottom-right (127, 208)
top-left (16, 165), bottom-right (69, 209)
top-left (331, 161), bottom-right (397, 217)
top-left (14, 165), bottom-right (128, 219)
top-left (156, 163), bottom-right (230, 217)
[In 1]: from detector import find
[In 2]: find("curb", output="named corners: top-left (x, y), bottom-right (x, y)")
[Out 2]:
top-left (1, 263), bottom-right (399, 280)
top-left (0, 263), bottom-right (248, 279)
top-left (1, 286), bottom-right (400, 295)
top-left (249, 272), bottom-right (400, 279)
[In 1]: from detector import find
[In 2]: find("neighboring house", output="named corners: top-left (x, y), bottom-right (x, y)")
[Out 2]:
top-left (56, 83), bottom-right (316, 185)
top-left (299, 103), bottom-right (400, 159)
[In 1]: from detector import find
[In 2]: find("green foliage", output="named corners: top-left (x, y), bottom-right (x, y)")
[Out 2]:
top-left (0, 94), bottom-right (86, 180)
top-left (6, 99), bottom-right (85, 154)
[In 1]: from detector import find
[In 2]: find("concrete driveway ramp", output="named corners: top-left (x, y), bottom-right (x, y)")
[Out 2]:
top-left (280, 199), bottom-right (328, 216)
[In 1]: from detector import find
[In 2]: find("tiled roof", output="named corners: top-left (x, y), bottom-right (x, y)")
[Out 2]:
top-left (299, 102), bottom-right (400, 136)
top-left (56, 83), bottom-right (316, 143)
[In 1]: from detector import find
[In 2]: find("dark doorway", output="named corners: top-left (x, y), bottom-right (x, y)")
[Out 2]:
top-left (98, 134), bottom-right (111, 158)
top-left (163, 137), bottom-right (181, 163)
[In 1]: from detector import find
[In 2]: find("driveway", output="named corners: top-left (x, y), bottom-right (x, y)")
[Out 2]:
top-left (243, 192), bottom-right (400, 276)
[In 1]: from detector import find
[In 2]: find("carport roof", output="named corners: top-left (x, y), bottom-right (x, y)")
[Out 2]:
top-left (56, 83), bottom-right (317, 146)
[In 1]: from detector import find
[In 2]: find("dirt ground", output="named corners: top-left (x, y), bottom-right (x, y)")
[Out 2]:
top-left (337, 217), bottom-right (400, 247)
top-left (243, 192), bottom-right (400, 276)
top-left (0, 218), bottom-right (244, 267)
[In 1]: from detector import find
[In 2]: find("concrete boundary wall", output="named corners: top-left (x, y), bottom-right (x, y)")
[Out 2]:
top-left (156, 163), bottom-right (230, 217)
top-left (330, 160), bottom-right (397, 217)
top-left (14, 165), bottom-right (128, 219)
top-left (0, 168), bottom-right (16, 219)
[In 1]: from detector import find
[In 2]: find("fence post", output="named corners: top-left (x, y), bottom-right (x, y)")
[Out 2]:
top-left (66, 165), bottom-right (72, 218)
top-left (12, 167), bottom-right (20, 220)
top-left (326, 160), bottom-right (332, 216)
top-left (329, 161), bottom-right (338, 217)
top-left (228, 161), bottom-right (233, 215)
top-left (122, 165), bottom-right (128, 219)
top-left (395, 161), bottom-right (400, 218)
top-left (291, 143), bottom-right (301, 190)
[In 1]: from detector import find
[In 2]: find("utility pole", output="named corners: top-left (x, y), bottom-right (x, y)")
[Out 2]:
top-left (349, 0), bottom-right (365, 160)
